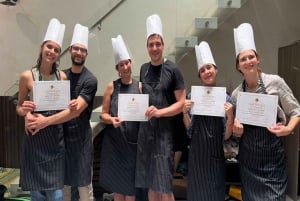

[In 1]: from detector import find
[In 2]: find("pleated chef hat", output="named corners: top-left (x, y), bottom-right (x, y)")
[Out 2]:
top-left (195, 41), bottom-right (216, 72)
top-left (234, 23), bottom-right (256, 56)
top-left (112, 35), bottom-right (131, 65)
top-left (70, 24), bottom-right (89, 49)
top-left (146, 14), bottom-right (163, 39)
top-left (43, 18), bottom-right (65, 48)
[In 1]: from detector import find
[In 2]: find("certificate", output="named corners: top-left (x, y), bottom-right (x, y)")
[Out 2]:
top-left (190, 86), bottom-right (226, 117)
top-left (33, 80), bottom-right (70, 111)
top-left (118, 94), bottom-right (149, 121)
top-left (236, 92), bottom-right (278, 127)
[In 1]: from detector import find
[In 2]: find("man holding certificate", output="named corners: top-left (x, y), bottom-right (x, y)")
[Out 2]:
top-left (16, 18), bottom-right (68, 201)
top-left (135, 14), bottom-right (186, 201)
top-left (182, 41), bottom-right (234, 201)
top-left (99, 35), bottom-right (142, 201)
top-left (231, 23), bottom-right (300, 201)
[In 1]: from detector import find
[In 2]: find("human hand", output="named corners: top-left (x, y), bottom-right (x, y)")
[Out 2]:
top-left (145, 105), bottom-right (161, 120)
top-left (69, 99), bottom-right (78, 110)
top-left (26, 113), bottom-right (48, 135)
top-left (111, 117), bottom-right (122, 128)
top-left (24, 112), bottom-right (39, 135)
top-left (21, 101), bottom-right (36, 114)
top-left (268, 122), bottom-right (293, 137)
top-left (232, 118), bottom-right (244, 137)
top-left (183, 100), bottom-right (193, 114)
top-left (224, 102), bottom-right (233, 120)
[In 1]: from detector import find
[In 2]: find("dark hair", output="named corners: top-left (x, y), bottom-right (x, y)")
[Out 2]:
top-left (33, 41), bottom-right (61, 74)
top-left (235, 49), bottom-right (259, 74)
top-left (146, 34), bottom-right (164, 46)
top-left (198, 64), bottom-right (217, 78)
top-left (115, 59), bottom-right (132, 70)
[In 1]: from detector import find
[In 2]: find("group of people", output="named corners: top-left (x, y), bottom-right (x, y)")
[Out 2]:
top-left (98, 14), bottom-right (300, 201)
top-left (15, 13), bottom-right (300, 201)
top-left (16, 19), bottom-right (97, 201)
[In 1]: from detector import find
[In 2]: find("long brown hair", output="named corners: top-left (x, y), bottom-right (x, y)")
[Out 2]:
top-left (32, 41), bottom-right (61, 74)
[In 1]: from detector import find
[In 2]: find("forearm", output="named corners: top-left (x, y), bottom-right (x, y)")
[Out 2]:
top-left (101, 113), bottom-right (113, 124)
top-left (183, 112), bottom-right (191, 129)
top-left (224, 118), bottom-right (234, 140)
top-left (286, 116), bottom-right (300, 133)
top-left (158, 101), bottom-right (184, 117)
top-left (46, 109), bottom-right (81, 126)
top-left (157, 88), bottom-right (186, 117)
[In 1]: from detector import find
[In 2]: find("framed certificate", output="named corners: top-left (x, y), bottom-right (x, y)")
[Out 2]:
top-left (33, 80), bottom-right (70, 111)
top-left (190, 86), bottom-right (226, 117)
top-left (236, 92), bottom-right (278, 127)
top-left (118, 93), bottom-right (149, 121)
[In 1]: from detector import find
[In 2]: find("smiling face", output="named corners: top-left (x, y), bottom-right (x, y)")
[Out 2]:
top-left (198, 64), bottom-right (218, 86)
top-left (236, 49), bottom-right (260, 76)
top-left (70, 44), bottom-right (88, 66)
top-left (42, 40), bottom-right (61, 64)
top-left (117, 59), bottom-right (132, 79)
top-left (147, 34), bottom-right (164, 65)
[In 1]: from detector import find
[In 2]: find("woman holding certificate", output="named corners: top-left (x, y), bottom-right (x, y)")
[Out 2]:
top-left (16, 18), bottom-right (67, 201)
top-left (231, 23), bottom-right (300, 201)
top-left (182, 41), bottom-right (234, 201)
top-left (99, 35), bottom-right (141, 201)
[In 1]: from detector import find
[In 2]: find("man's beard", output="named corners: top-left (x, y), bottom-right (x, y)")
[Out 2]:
top-left (71, 56), bottom-right (85, 66)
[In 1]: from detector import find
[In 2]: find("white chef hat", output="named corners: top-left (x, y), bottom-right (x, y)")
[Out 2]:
top-left (234, 23), bottom-right (256, 56)
top-left (195, 41), bottom-right (216, 72)
top-left (43, 18), bottom-right (65, 48)
top-left (70, 24), bottom-right (89, 50)
top-left (112, 35), bottom-right (131, 65)
top-left (146, 14), bottom-right (163, 39)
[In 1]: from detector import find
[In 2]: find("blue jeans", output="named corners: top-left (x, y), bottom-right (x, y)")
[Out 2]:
top-left (30, 189), bottom-right (63, 201)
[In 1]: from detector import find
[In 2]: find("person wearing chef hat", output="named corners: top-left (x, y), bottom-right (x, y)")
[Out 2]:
top-left (99, 34), bottom-right (141, 201)
top-left (25, 23), bottom-right (98, 201)
top-left (231, 23), bottom-right (300, 201)
top-left (59, 23), bottom-right (97, 201)
top-left (182, 41), bottom-right (234, 201)
top-left (135, 14), bottom-right (186, 201)
top-left (16, 18), bottom-right (67, 201)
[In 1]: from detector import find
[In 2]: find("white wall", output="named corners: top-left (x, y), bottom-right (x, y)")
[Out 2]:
top-left (0, 0), bottom-right (300, 96)
top-left (0, 0), bottom-right (227, 96)
top-left (180, 0), bottom-right (300, 94)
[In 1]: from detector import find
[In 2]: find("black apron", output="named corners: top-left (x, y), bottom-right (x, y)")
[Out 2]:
top-left (135, 62), bottom-right (175, 193)
top-left (20, 69), bottom-right (64, 191)
top-left (187, 115), bottom-right (225, 201)
top-left (99, 79), bottom-right (139, 195)
top-left (63, 68), bottom-right (94, 187)
top-left (238, 76), bottom-right (287, 201)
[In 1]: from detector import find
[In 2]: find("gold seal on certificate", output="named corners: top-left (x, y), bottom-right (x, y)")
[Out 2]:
top-left (190, 86), bottom-right (226, 117)
top-left (118, 94), bottom-right (149, 121)
top-left (33, 80), bottom-right (70, 111)
top-left (236, 92), bottom-right (278, 127)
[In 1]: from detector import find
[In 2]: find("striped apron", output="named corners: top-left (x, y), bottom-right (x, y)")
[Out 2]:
top-left (238, 77), bottom-right (287, 201)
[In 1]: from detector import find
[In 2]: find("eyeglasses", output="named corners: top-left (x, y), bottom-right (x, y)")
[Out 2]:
top-left (71, 46), bottom-right (87, 53)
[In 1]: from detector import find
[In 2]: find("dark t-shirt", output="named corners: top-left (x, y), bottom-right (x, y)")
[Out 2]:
top-left (140, 59), bottom-right (185, 106)
top-left (62, 66), bottom-right (98, 186)
top-left (64, 67), bottom-right (98, 121)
